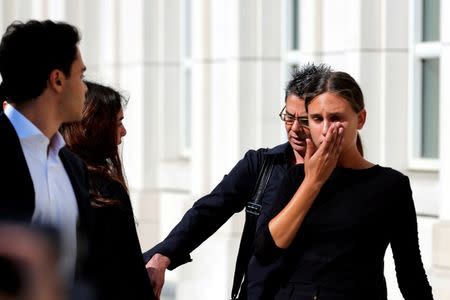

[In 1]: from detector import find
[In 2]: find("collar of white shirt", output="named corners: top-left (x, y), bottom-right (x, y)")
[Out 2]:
top-left (4, 103), bottom-right (66, 157)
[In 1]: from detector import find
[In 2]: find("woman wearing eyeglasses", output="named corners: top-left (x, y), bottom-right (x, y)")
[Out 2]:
top-left (254, 71), bottom-right (433, 300)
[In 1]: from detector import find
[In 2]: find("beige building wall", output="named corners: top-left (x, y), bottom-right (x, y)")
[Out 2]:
top-left (0, 0), bottom-right (448, 299)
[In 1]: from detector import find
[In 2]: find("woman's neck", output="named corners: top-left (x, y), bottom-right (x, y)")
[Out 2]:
top-left (337, 147), bottom-right (374, 169)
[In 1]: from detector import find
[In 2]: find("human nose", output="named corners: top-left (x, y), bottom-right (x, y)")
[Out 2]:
top-left (322, 120), bottom-right (331, 136)
top-left (122, 126), bottom-right (127, 138)
top-left (291, 118), bottom-right (305, 131)
top-left (291, 118), bottom-right (301, 130)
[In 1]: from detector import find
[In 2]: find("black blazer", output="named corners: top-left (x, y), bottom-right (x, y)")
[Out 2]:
top-left (0, 112), bottom-right (92, 279)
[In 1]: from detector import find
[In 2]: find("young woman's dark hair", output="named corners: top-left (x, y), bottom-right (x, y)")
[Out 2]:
top-left (0, 20), bottom-right (80, 104)
top-left (61, 81), bottom-right (128, 206)
top-left (304, 71), bottom-right (365, 156)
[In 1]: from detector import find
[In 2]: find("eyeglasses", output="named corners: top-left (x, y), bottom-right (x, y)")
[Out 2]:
top-left (278, 106), bottom-right (309, 128)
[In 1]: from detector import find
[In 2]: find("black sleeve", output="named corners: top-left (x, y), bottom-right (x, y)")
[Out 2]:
top-left (254, 165), bottom-right (303, 265)
top-left (143, 149), bottom-right (265, 270)
top-left (390, 175), bottom-right (434, 300)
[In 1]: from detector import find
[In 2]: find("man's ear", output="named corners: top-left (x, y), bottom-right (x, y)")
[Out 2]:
top-left (49, 70), bottom-right (64, 92)
top-left (357, 109), bottom-right (366, 130)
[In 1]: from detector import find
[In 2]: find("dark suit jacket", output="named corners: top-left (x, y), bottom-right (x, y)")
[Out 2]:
top-left (0, 112), bottom-right (92, 280)
top-left (143, 143), bottom-right (295, 299)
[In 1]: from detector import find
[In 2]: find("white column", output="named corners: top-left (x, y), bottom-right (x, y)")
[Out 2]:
top-left (190, 0), bottom-right (212, 197)
top-left (320, 0), bottom-right (384, 163)
top-left (175, 0), bottom-right (284, 299)
top-left (0, 0), bottom-right (32, 29)
top-left (176, 1), bottom-right (214, 298)
top-left (130, 0), bottom-right (165, 249)
top-left (0, 0), bottom-right (17, 30)
top-left (107, 0), bottom-right (163, 252)
top-left (178, 0), bottom-right (239, 297)
top-left (259, 0), bottom-right (283, 147)
top-left (300, 0), bottom-right (323, 63)
top-left (378, 2), bottom-right (410, 298)
top-left (64, 0), bottom-right (84, 28)
top-left (432, 0), bottom-right (450, 297)
top-left (379, 0), bottom-right (409, 170)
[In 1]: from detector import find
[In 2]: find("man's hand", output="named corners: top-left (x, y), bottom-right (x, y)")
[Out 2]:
top-left (146, 253), bottom-right (171, 299)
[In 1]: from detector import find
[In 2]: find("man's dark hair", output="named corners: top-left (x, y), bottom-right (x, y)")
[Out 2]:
top-left (0, 20), bottom-right (81, 104)
top-left (285, 63), bottom-right (332, 101)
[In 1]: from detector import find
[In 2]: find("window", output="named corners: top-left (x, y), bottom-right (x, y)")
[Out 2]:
top-left (285, 0), bottom-right (301, 65)
top-left (180, 0), bottom-right (192, 157)
top-left (420, 58), bottom-right (439, 159)
top-left (287, 0), bottom-right (300, 51)
top-left (408, 0), bottom-right (441, 170)
top-left (283, 0), bottom-right (302, 103)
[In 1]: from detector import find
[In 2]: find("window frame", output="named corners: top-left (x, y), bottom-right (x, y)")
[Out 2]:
top-left (407, 0), bottom-right (441, 171)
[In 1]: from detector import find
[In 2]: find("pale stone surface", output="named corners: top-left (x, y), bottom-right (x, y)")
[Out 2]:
top-left (433, 221), bottom-right (450, 268)
top-left (0, 1), bottom-right (449, 299)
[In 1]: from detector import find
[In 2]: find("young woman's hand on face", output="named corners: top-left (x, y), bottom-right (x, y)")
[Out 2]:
top-left (304, 122), bottom-right (344, 187)
top-left (267, 122), bottom-right (344, 249)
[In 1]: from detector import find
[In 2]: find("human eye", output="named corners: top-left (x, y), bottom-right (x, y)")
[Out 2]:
top-left (299, 117), bottom-right (309, 126)
top-left (311, 115), bottom-right (322, 122)
top-left (285, 114), bottom-right (296, 122)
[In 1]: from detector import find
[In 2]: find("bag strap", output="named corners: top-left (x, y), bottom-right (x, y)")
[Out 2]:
top-left (230, 153), bottom-right (275, 300)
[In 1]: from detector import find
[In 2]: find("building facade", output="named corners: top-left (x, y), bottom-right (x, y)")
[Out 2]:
top-left (0, 0), bottom-right (448, 299)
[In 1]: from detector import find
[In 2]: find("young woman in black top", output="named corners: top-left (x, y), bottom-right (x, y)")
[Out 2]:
top-left (254, 71), bottom-right (433, 300)
top-left (61, 82), bottom-right (155, 300)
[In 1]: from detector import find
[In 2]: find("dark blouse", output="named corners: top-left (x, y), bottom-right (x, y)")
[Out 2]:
top-left (90, 175), bottom-right (155, 300)
top-left (254, 164), bottom-right (433, 300)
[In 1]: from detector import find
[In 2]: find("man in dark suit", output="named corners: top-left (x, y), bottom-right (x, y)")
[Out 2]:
top-left (0, 20), bottom-right (92, 294)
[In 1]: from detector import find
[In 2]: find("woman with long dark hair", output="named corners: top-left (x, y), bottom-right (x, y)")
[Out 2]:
top-left (61, 81), bottom-right (155, 300)
top-left (254, 71), bottom-right (433, 299)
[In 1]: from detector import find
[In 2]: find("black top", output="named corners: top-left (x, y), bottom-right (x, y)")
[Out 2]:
top-left (90, 175), bottom-right (155, 300)
top-left (254, 164), bottom-right (434, 300)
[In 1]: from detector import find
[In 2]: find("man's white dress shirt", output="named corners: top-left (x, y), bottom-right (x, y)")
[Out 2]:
top-left (4, 104), bottom-right (79, 280)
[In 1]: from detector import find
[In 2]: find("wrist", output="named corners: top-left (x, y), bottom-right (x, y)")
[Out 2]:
top-left (302, 176), bottom-right (324, 193)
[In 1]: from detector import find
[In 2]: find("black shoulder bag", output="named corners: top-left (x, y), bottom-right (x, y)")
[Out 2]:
top-left (230, 154), bottom-right (275, 300)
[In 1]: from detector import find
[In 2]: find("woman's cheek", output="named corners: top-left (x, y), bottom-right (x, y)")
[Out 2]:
top-left (309, 124), bottom-right (322, 146)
